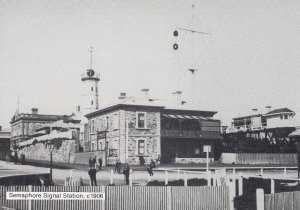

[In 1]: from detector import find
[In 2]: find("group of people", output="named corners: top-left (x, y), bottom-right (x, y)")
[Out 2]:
top-left (88, 156), bottom-right (103, 170)
top-left (87, 156), bottom-right (156, 186)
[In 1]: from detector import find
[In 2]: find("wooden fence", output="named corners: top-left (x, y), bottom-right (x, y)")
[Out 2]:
top-left (0, 186), bottom-right (229, 210)
top-left (264, 191), bottom-right (300, 210)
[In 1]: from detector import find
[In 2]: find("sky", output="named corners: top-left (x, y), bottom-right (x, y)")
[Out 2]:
top-left (1, 0), bottom-right (300, 128)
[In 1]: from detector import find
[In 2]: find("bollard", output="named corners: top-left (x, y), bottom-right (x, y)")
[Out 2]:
top-left (228, 180), bottom-right (235, 210)
top-left (284, 168), bottom-right (287, 178)
top-left (206, 170), bottom-right (211, 186)
top-left (212, 174), bottom-right (217, 186)
top-left (271, 179), bottom-right (275, 194)
top-left (256, 188), bottom-right (265, 210)
top-left (238, 173), bottom-right (243, 196)
top-left (129, 169), bottom-right (133, 186)
top-left (177, 168), bottom-right (180, 180)
top-left (184, 172), bottom-right (187, 187)
top-left (110, 169), bottom-right (114, 185)
top-left (165, 171), bottom-right (169, 185)
top-left (260, 168), bottom-right (264, 176)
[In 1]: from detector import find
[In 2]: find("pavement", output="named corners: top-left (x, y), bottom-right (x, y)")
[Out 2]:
top-left (0, 161), bottom-right (298, 186)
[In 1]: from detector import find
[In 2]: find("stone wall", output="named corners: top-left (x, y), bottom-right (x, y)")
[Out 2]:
top-left (17, 139), bottom-right (75, 164)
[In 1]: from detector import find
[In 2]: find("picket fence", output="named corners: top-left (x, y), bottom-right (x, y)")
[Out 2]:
top-left (264, 191), bottom-right (300, 210)
top-left (0, 185), bottom-right (229, 210)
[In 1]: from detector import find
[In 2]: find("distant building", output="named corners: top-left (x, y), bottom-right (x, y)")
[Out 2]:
top-left (228, 107), bottom-right (296, 133)
top-left (85, 92), bottom-right (221, 165)
top-left (0, 126), bottom-right (11, 159)
top-left (10, 108), bottom-right (66, 149)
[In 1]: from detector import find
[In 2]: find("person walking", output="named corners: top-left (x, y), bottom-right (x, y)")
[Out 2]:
top-left (98, 157), bottom-right (103, 170)
top-left (123, 164), bottom-right (130, 185)
top-left (88, 166), bottom-right (97, 186)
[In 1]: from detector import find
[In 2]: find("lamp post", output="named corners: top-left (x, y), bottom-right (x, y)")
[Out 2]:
top-left (47, 141), bottom-right (55, 185)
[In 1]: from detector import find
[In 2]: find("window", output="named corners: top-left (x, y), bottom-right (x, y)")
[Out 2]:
top-left (136, 112), bottom-right (146, 128)
top-left (138, 140), bottom-right (145, 155)
top-left (91, 100), bottom-right (94, 105)
top-left (113, 114), bottom-right (119, 130)
top-left (284, 115), bottom-right (288, 119)
top-left (280, 115), bottom-right (283, 120)
top-left (92, 120), bottom-right (95, 133)
top-left (91, 87), bottom-right (93, 91)
top-left (91, 143), bottom-right (95, 151)
top-left (195, 147), bottom-right (200, 155)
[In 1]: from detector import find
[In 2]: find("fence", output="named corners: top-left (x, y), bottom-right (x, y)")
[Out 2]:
top-left (264, 191), bottom-right (300, 210)
top-left (0, 185), bottom-right (229, 210)
top-left (221, 153), bottom-right (297, 164)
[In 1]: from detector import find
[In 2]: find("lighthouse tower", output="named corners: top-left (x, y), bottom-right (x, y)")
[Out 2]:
top-left (80, 47), bottom-right (100, 114)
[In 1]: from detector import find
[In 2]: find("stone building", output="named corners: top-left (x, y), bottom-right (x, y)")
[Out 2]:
top-left (0, 126), bottom-right (11, 160)
top-left (85, 94), bottom-right (221, 165)
top-left (10, 108), bottom-right (67, 149)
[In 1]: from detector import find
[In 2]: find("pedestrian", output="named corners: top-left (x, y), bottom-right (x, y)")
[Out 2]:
top-left (92, 156), bottom-right (97, 167)
top-left (147, 159), bottom-right (155, 176)
top-left (89, 157), bottom-right (92, 168)
top-left (139, 155), bottom-right (145, 166)
top-left (88, 165), bottom-right (97, 186)
top-left (123, 164), bottom-right (130, 185)
top-left (98, 158), bottom-right (102, 170)
top-left (14, 151), bottom-right (18, 164)
top-left (150, 159), bottom-right (156, 168)
top-left (115, 159), bottom-right (121, 174)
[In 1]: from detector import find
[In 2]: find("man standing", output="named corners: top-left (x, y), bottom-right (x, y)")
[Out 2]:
top-left (92, 156), bottom-right (97, 167)
top-left (88, 157), bottom-right (92, 168)
top-left (123, 164), bottom-right (130, 185)
top-left (88, 166), bottom-right (97, 186)
top-left (98, 158), bottom-right (103, 170)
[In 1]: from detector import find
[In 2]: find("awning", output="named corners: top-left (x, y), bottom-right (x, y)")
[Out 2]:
top-left (162, 114), bottom-right (208, 120)
top-left (289, 128), bottom-right (300, 137)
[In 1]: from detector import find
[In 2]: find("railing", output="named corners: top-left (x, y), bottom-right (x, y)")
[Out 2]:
top-left (161, 129), bottom-right (220, 139)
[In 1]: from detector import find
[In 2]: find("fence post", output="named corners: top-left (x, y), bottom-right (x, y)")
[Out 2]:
top-left (184, 172), bottom-right (187, 187)
top-left (129, 169), bottom-right (133, 186)
top-left (177, 168), bottom-right (180, 180)
top-left (260, 168), bottom-right (264, 176)
top-left (232, 168), bottom-right (236, 176)
top-left (271, 179), bottom-right (275, 194)
top-left (28, 185), bottom-right (32, 210)
top-left (70, 169), bottom-right (74, 178)
top-left (256, 188), bottom-right (264, 210)
top-left (238, 173), bottom-right (243, 196)
top-left (284, 168), bottom-right (287, 178)
top-left (165, 171), bottom-right (169, 185)
top-left (110, 169), bottom-right (114, 185)
top-left (212, 174), bottom-right (217, 186)
top-left (228, 180), bottom-right (235, 210)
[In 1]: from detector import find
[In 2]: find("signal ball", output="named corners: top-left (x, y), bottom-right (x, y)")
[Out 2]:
top-left (173, 43), bottom-right (178, 50)
top-left (173, 30), bottom-right (178, 37)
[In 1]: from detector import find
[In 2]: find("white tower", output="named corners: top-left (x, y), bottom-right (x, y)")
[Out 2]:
top-left (80, 47), bottom-right (100, 114)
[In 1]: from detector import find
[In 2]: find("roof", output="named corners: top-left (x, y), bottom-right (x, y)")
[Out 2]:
top-left (35, 120), bottom-right (80, 131)
top-left (18, 130), bottom-right (75, 147)
top-left (289, 128), bottom-right (300, 137)
top-left (86, 96), bottom-right (218, 118)
top-left (265, 108), bottom-right (295, 116)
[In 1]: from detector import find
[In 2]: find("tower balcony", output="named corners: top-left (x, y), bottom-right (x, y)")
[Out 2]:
top-left (81, 72), bottom-right (100, 81)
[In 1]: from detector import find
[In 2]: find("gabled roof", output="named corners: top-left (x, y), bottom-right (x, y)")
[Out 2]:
top-left (265, 108), bottom-right (295, 116)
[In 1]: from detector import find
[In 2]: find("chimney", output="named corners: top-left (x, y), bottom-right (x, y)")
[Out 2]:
top-left (31, 108), bottom-right (38, 114)
top-left (141, 88), bottom-right (149, 100)
top-left (172, 90), bottom-right (182, 106)
top-left (118, 92), bottom-right (127, 100)
top-left (266, 106), bottom-right (272, 113)
top-left (76, 106), bottom-right (81, 113)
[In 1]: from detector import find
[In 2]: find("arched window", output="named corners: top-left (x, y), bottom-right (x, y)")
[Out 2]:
top-left (91, 100), bottom-right (93, 105)
top-left (136, 112), bottom-right (146, 128)
top-left (91, 87), bottom-right (93, 92)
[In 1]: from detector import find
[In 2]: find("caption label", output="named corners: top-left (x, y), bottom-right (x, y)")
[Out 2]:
top-left (6, 192), bottom-right (105, 200)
